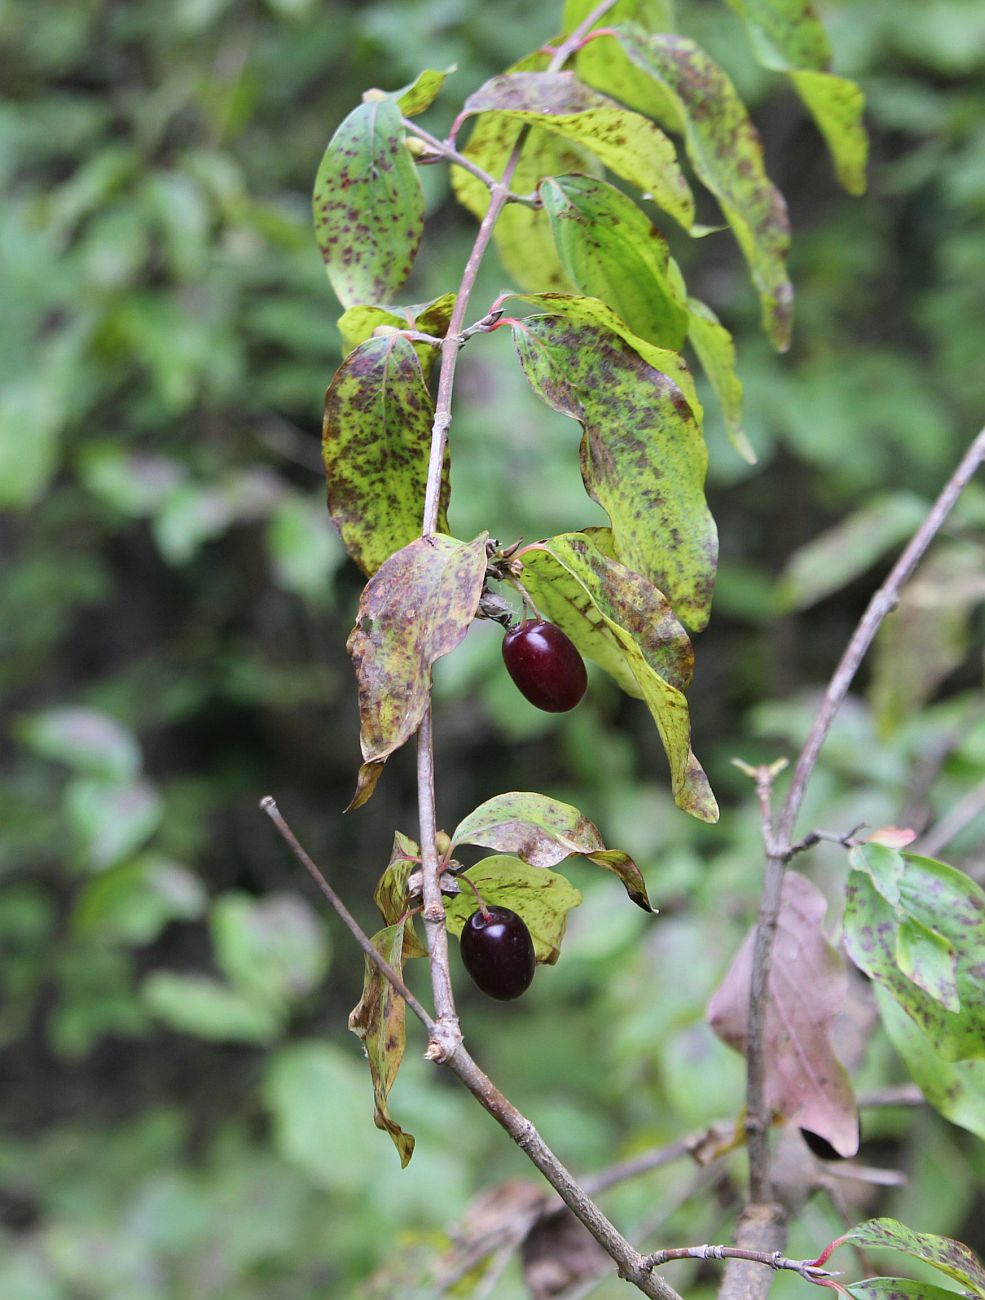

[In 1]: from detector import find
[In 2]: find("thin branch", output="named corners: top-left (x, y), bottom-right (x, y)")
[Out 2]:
top-left (261, 798), bottom-right (683, 1300)
top-left (744, 423), bottom-right (985, 1203)
top-left (401, 119), bottom-right (540, 206)
top-left (644, 1244), bottom-right (837, 1285)
top-left (916, 774), bottom-right (985, 858)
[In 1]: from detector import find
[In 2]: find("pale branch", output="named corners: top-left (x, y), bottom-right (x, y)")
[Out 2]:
top-left (916, 773), bottom-right (985, 858)
top-left (744, 422), bottom-right (985, 1204)
top-left (643, 1244), bottom-right (836, 1285)
top-left (414, 0), bottom-right (622, 1059)
top-left (401, 118), bottom-right (541, 206)
top-left (260, 798), bottom-right (684, 1300)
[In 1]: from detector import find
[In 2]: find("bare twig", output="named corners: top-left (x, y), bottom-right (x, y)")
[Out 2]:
top-left (916, 774), bottom-right (985, 858)
top-left (644, 1244), bottom-right (837, 1284)
top-left (401, 119), bottom-right (540, 206)
top-left (744, 423), bottom-right (985, 1203)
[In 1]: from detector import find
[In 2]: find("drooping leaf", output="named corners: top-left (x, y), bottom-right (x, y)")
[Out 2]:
top-left (348, 923), bottom-right (415, 1167)
top-left (517, 533), bottom-right (718, 823)
top-left (451, 790), bottom-right (653, 910)
top-left (844, 849), bottom-right (985, 1062)
top-left (707, 870), bottom-right (858, 1156)
top-left (540, 174), bottom-right (690, 349)
top-left (565, 0), bottom-right (676, 36)
top-left (595, 25), bottom-right (793, 348)
top-left (512, 312), bottom-right (716, 629)
top-left (790, 71), bottom-right (867, 196)
top-left (460, 71), bottom-right (694, 230)
top-left (347, 533), bottom-right (488, 807)
top-left (875, 985), bottom-right (985, 1143)
top-left (776, 492), bottom-right (927, 612)
top-left (373, 830), bottom-right (428, 958)
top-left (323, 335), bottom-right (448, 577)
top-left (313, 97), bottom-right (423, 308)
top-left (817, 1218), bottom-right (985, 1297)
top-left (337, 292), bottom-right (456, 364)
top-left (392, 67), bottom-right (455, 117)
top-left (444, 856), bottom-right (582, 965)
top-left (686, 296), bottom-right (754, 463)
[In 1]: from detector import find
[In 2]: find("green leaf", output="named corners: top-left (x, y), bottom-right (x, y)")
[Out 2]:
top-left (875, 985), bottom-right (985, 1143)
top-left (336, 293), bottom-right (456, 362)
top-left (16, 705), bottom-right (141, 781)
top-left (776, 493), bottom-right (927, 612)
top-left (540, 175), bottom-right (690, 350)
top-left (790, 71), bottom-right (867, 196)
top-left (825, 1218), bottom-right (985, 1297)
top-left (606, 25), bottom-right (793, 349)
top-left (211, 892), bottom-right (330, 1008)
top-left (451, 790), bottom-right (653, 910)
top-left (848, 843), bottom-right (904, 907)
top-left (848, 1281), bottom-right (972, 1300)
top-left (348, 923), bottom-right (415, 1167)
top-left (392, 67), bottom-right (455, 117)
top-left (844, 850), bottom-right (985, 1061)
top-left (724, 0), bottom-right (831, 72)
top-left (347, 534), bottom-right (488, 808)
top-left (313, 97), bottom-right (423, 308)
top-left (686, 297), bottom-right (754, 463)
top-left (73, 855), bottom-right (206, 945)
top-left (517, 533), bottom-right (718, 822)
top-left (460, 70), bottom-right (694, 230)
top-left (66, 776), bottom-right (164, 872)
top-left (444, 856), bottom-right (582, 965)
top-left (373, 831), bottom-right (428, 958)
top-left (512, 312), bottom-right (716, 629)
top-left (142, 972), bottom-right (282, 1043)
top-left (267, 494), bottom-right (344, 608)
top-left (323, 335), bottom-right (448, 576)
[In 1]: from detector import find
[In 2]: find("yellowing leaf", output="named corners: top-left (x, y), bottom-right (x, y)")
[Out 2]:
top-left (444, 856), bottom-right (582, 965)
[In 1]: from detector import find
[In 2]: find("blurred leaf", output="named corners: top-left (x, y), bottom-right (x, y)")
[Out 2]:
top-left (211, 891), bottom-right (330, 1007)
top-left (847, 1283), bottom-right (964, 1300)
top-left (336, 292), bottom-right (455, 362)
top-left (393, 66), bottom-right (455, 116)
top-left (518, 533), bottom-right (718, 822)
top-left (776, 492), bottom-right (927, 612)
top-left (451, 790), bottom-right (653, 909)
top-left (724, 0), bottom-right (831, 71)
top-left (686, 296), bottom-right (754, 463)
top-left (17, 705), bottom-right (141, 781)
top-left (78, 445), bottom-right (187, 517)
top-left (461, 70), bottom-right (695, 229)
top-left (322, 334), bottom-right (446, 576)
top-left (348, 922), bottom-right (415, 1166)
top-left (821, 1218), bottom-right (985, 1296)
top-left (444, 855), bottom-right (582, 965)
top-left (0, 377), bottom-right (65, 508)
top-left (845, 849), bottom-right (985, 1061)
top-left (347, 533), bottom-right (488, 808)
top-left (790, 71), bottom-right (868, 196)
top-left (142, 971), bottom-right (282, 1043)
top-left (707, 870), bottom-right (859, 1156)
top-left (313, 98), bottom-right (423, 307)
top-left (540, 174), bottom-right (690, 350)
top-left (512, 312), bottom-right (715, 630)
top-left (66, 775), bottom-right (163, 872)
top-left (875, 985), bottom-right (985, 1143)
top-left (73, 854), bottom-right (206, 945)
top-left (266, 493), bottom-right (343, 607)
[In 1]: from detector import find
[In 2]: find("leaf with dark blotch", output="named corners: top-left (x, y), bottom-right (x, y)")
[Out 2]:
top-left (517, 534), bottom-right (718, 823)
top-left (347, 534), bottom-right (488, 808)
top-left (337, 292), bottom-right (456, 366)
top-left (460, 70), bottom-right (694, 230)
top-left (723, 0), bottom-right (831, 72)
top-left (570, 0), bottom-right (684, 124)
top-left (444, 856), bottom-right (582, 965)
top-left (609, 25), bottom-right (793, 349)
top-left (844, 848), bottom-right (985, 1061)
top-left (512, 313), bottom-right (716, 629)
top-left (373, 831), bottom-right (428, 958)
top-left (540, 175), bottom-right (690, 350)
top-left (875, 985), bottom-right (985, 1143)
top-left (313, 97), bottom-right (423, 308)
top-left (848, 1282), bottom-right (972, 1300)
top-left (819, 1218), bottom-right (985, 1298)
top-left (686, 296), bottom-right (755, 463)
top-left (323, 334), bottom-right (448, 576)
top-left (348, 923), bottom-right (415, 1167)
top-left (707, 870), bottom-right (859, 1156)
top-left (451, 790), bottom-right (654, 910)
top-left (392, 67), bottom-right (455, 117)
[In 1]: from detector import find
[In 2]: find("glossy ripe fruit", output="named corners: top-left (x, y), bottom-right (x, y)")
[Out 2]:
top-left (502, 619), bottom-right (587, 713)
top-left (460, 905), bottom-right (536, 1001)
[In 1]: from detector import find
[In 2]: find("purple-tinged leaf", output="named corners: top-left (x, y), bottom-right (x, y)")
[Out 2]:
top-left (451, 790), bottom-right (653, 910)
top-left (348, 923), bottom-right (415, 1166)
top-left (707, 870), bottom-right (858, 1156)
top-left (323, 334), bottom-right (448, 577)
top-left (347, 534), bottom-right (488, 808)
top-left (512, 313), bottom-right (716, 629)
top-left (313, 97), bottom-right (423, 308)
top-left (816, 1218), bottom-right (985, 1297)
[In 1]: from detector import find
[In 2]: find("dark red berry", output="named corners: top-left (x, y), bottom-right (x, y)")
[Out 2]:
top-left (460, 905), bottom-right (536, 1001)
top-left (502, 620), bottom-right (587, 713)
top-left (799, 1128), bottom-right (846, 1161)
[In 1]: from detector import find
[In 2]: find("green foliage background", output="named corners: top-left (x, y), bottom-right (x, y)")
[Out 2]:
top-left (2, 0), bottom-right (985, 1295)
